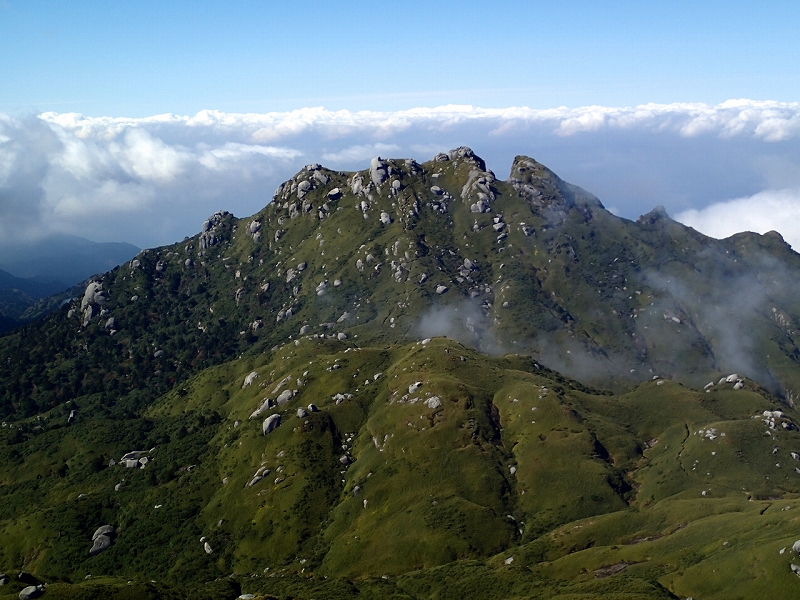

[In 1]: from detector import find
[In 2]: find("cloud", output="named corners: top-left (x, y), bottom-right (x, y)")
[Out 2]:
top-left (0, 100), bottom-right (798, 248)
top-left (676, 188), bottom-right (800, 249)
top-left (415, 300), bottom-right (505, 356)
top-left (321, 143), bottom-right (400, 165)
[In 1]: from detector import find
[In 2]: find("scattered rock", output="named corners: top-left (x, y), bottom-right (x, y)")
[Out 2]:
top-left (276, 390), bottom-right (293, 405)
top-left (435, 285), bottom-right (448, 294)
top-left (92, 525), bottom-right (115, 540)
top-left (296, 408), bottom-right (308, 418)
top-left (204, 541), bottom-right (213, 555)
top-left (297, 180), bottom-right (312, 199)
top-left (19, 586), bottom-right (43, 600)
top-left (249, 397), bottom-right (274, 420)
top-left (262, 414), bottom-right (281, 435)
top-left (425, 396), bottom-right (442, 409)
top-left (18, 573), bottom-right (36, 585)
top-left (243, 371), bottom-right (258, 388)
top-left (370, 157), bottom-right (388, 186)
top-left (81, 281), bottom-right (105, 311)
top-left (89, 534), bottom-right (112, 556)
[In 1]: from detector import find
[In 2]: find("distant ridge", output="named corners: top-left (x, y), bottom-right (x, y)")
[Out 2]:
top-left (0, 233), bottom-right (139, 288)
top-left (0, 234), bottom-right (139, 331)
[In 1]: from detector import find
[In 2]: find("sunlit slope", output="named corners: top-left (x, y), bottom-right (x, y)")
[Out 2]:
top-left (2, 337), bottom-right (800, 597)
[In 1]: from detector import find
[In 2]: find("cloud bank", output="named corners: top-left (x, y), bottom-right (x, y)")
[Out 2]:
top-left (0, 99), bottom-right (799, 248)
top-left (676, 188), bottom-right (800, 248)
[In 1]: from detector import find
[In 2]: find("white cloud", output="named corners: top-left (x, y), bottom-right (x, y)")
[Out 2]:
top-left (0, 100), bottom-right (798, 248)
top-left (676, 188), bottom-right (800, 249)
top-left (321, 143), bottom-right (400, 165)
top-left (38, 100), bottom-right (800, 146)
top-left (48, 179), bottom-right (156, 220)
top-left (108, 128), bottom-right (190, 182)
top-left (198, 143), bottom-right (302, 170)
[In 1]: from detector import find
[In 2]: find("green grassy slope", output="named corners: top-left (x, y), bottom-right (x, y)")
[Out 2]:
top-left (1, 337), bottom-right (800, 598)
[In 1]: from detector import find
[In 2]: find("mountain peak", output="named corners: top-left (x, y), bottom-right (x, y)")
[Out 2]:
top-left (636, 204), bottom-right (670, 224)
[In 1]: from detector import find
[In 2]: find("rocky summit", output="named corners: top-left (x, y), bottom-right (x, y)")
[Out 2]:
top-left (1, 148), bottom-right (800, 599)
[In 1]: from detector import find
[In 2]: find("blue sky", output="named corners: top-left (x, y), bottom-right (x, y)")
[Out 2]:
top-left (3, 0), bottom-right (798, 116)
top-left (0, 1), bottom-right (799, 250)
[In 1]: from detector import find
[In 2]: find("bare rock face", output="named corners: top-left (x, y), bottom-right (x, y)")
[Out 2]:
top-left (89, 534), bottom-right (112, 556)
top-left (249, 397), bottom-right (274, 420)
top-left (82, 304), bottom-right (93, 327)
top-left (19, 585), bottom-right (44, 600)
top-left (312, 170), bottom-right (330, 186)
top-left (262, 414), bottom-right (281, 435)
top-left (370, 157), bottom-right (388, 186)
top-left (297, 180), bottom-right (312, 200)
top-left (242, 371), bottom-right (258, 388)
top-left (81, 281), bottom-right (105, 311)
top-left (199, 211), bottom-right (231, 250)
top-left (92, 525), bottom-right (115, 540)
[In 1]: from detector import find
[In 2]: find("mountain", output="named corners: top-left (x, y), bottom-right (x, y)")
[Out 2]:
top-left (0, 268), bottom-right (57, 330)
top-left (1, 148), bottom-right (800, 599)
top-left (0, 234), bottom-right (139, 333)
top-left (0, 233), bottom-right (139, 289)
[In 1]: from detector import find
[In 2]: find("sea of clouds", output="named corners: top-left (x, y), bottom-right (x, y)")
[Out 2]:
top-left (1, 99), bottom-right (799, 249)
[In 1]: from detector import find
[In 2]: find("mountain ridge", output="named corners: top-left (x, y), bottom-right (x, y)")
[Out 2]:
top-left (1, 147), bottom-right (800, 599)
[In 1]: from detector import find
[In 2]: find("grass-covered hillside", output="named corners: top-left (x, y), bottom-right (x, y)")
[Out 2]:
top-left (2, 336), bottom-right (800, 599)
top-left (2, 148), bottom-right (800, 598)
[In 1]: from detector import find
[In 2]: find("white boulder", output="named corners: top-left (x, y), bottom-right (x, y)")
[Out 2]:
top-left (262, 414), bottom-right (281, 435)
